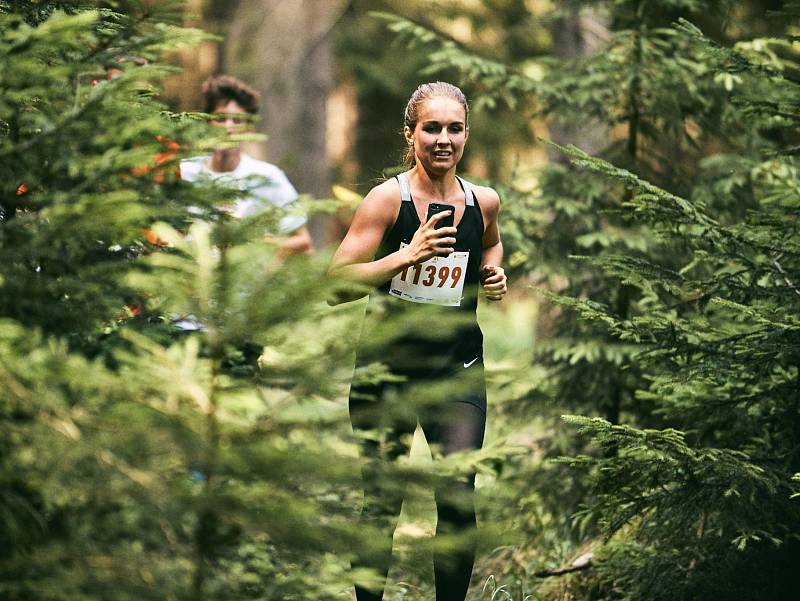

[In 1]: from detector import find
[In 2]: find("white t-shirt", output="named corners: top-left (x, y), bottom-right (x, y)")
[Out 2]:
top-left (173, 153), bottom-right (306, 331)
top-left (180, 152), bottom-right (306, 234)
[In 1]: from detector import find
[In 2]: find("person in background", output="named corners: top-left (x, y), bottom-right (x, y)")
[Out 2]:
top-left (180, 74), bottom-right (312, 258)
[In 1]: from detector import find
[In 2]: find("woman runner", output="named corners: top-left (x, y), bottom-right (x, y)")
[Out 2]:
top-left (329, 81), bottom-right (507, 601)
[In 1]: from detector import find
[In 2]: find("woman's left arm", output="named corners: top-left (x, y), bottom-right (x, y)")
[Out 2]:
top-left (478, 187), bottom-right (507, 302)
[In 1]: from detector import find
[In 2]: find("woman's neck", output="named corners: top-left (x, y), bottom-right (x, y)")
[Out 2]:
top-left (209, 147), bottom-right (241, 173)
top-left (409, 164), bottom-right (459, 200)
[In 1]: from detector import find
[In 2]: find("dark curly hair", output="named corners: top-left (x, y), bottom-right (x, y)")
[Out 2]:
top-left (201, 75), bottom-right (261, 115)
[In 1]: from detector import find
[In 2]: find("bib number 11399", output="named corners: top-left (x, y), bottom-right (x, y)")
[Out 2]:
top-left (389, 242), bottom-right (469, 306)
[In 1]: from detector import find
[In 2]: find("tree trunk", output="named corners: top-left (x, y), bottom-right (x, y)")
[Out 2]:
top-left (223, 0), bottom-right (350, 246)
top-left (546, 8), bottom-right (610, 160)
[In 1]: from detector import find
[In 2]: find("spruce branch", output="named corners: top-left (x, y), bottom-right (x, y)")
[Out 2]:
top-left (372, 11), bottom-right (541, 110)
top-left (674, 18), bottom-right (787, 79)
top-left (770, 253), bottom-right (800, 299)
top-left (541, 140), bottom-right (718, 229)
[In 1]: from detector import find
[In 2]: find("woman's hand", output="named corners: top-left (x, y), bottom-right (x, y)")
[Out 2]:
top-left (403, 211), bottom-right (458, 265)
top-left (480, 264), bottom-right (507, 301)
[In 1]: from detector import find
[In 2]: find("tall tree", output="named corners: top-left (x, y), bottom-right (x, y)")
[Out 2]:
top-left (223, 0), bottom-right (349, 245)
top-left (550, 10), bottom-right (800, 587)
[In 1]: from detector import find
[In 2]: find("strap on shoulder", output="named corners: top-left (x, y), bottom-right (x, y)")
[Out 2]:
top-left (396, 171), bottom-right (412, 202)
top-left (398, 172), bottom-right (475, 206)
top-left (457, 176), bottom-right (475, 207)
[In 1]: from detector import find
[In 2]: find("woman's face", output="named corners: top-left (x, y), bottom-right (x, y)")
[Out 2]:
top-left (405, 96), bottom-right (468, 173)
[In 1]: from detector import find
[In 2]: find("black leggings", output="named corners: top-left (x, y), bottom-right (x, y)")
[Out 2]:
top-left (349, 363), bottom-right (486, 601)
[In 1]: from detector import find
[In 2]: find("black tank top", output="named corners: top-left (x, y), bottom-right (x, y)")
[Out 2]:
top-left (356, 171), bottom-right (485, 376)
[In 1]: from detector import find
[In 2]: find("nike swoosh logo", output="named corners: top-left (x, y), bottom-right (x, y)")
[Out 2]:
top-left (463, 357), bottom-right (480, 369)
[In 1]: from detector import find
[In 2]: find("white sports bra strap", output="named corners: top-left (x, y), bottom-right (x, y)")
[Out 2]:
top-left (457, 176), bottom-right (475, 206)
top-left (397, 171), bottom-right (412, 202)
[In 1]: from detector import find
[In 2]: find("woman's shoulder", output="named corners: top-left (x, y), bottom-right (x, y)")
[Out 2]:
top-left (469, 182), bottom-right (500, 214)
top-left (358, 177), bottom-right (403, 215)
top-left (367, 176), bottom-right (402, 200)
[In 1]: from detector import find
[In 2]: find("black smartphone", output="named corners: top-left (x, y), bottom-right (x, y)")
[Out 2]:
top-left (426, 202), bottom-right (455, 229)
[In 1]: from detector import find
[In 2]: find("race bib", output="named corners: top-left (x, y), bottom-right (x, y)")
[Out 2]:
top-left (389, 242), bottom-right (469, 306)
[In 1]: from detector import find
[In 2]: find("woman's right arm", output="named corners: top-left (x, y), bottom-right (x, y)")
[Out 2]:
top-left (328, 181), bottom-right (456, 302)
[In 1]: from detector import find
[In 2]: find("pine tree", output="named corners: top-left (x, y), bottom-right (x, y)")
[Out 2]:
top-left (546, 13), bottom-right (800, 595)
